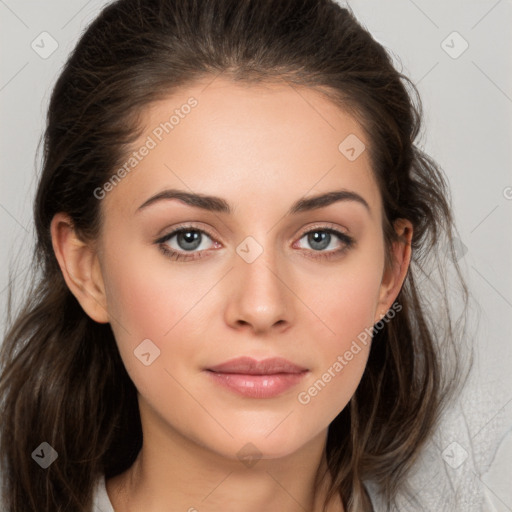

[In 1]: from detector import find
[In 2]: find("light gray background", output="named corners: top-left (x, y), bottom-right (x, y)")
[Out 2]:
top-left (0, 0), bottom-right (511, 510)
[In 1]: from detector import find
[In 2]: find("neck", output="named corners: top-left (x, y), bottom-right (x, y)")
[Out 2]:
top-left (106, 400), bottom-right (343, 512)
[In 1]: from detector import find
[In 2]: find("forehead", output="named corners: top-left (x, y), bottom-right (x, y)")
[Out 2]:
top-left (101, 77), bottom-right (382, 222)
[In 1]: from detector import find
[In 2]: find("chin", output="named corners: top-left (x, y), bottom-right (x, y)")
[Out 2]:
top-left (205, 424), bottom-right (319, 463)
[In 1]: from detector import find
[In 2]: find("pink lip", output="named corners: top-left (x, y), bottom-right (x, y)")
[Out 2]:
top-left (205, 357), bottom-right (309, 398)
top-left (207, 356), bottom-right (308, 374)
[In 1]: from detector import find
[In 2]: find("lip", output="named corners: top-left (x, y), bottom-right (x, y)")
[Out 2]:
top-left (204, 357), bottom-right (309, 399)
top-left (206, 356), bottom-right (308, 375)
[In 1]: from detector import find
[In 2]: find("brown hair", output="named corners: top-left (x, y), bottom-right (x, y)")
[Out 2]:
top-left (0, 0), bottom-right (472, 510)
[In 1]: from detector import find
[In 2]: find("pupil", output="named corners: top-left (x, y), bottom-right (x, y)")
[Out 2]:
top-left (179, 230), bottom-right (201, 250)
top-left (309, 231), bottom-right (330, 250)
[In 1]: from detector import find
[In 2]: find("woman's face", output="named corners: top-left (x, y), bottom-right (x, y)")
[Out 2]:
top-left (92, 77), bottom-right (404, 461)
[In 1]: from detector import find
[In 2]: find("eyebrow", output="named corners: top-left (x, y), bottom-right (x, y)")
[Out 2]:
top-left (136, 188), bottom-right (370, 215)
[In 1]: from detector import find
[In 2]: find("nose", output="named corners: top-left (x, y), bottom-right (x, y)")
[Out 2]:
top-left (224, 240), bottom-right (293, 335)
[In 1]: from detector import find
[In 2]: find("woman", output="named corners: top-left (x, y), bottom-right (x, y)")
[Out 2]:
top-left (0, 0), bottom-right (470, 510)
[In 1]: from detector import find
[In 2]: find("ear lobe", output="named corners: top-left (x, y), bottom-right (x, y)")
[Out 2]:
top-left (375, 218), bottom-right (413, 322)
top-left (50, 212), bottom-right (109, 324)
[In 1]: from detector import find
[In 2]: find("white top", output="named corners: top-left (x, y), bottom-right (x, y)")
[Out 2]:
top-left (92, 474), bottom-right (115, 512)
top-left (92, 474), bottom-right (380, 511)
top-left (92, 472), bottom-right (501, 512)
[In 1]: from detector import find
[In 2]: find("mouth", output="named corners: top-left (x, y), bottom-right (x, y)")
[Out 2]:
top-left (204, 356), bottom-right (309, 398)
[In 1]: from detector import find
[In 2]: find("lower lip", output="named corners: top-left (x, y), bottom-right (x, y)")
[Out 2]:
top-left (205, 371), bottom-right (308, 398)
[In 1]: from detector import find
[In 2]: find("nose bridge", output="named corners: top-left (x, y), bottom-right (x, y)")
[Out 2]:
top-left (225, 232), bottom-right (292, 332)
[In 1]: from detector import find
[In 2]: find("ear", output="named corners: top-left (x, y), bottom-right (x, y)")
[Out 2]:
top-left (50, 212), bottom-right (109, 324)
top-left (374, 218), bottom-right (413, 323)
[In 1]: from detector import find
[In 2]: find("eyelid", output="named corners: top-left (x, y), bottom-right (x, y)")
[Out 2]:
top-left (296, 222), bottom-right (350, 238)
top-left (155, 222), bottom-right (219, 244)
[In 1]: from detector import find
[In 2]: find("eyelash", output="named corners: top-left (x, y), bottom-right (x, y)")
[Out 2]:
top-left (155, 223), bottom-right (355, 262)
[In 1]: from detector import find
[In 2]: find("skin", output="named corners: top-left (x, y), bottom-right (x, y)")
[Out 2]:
top-left (51, 76), bottom-right (412, 512)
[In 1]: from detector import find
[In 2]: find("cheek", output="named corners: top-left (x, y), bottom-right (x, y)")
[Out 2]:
top-left (102, 234), bottom-right (218, 334)
top-left (306, 247), bottom-right (384, 346)
top-left (329, 267), bottom-right (381, 335)
top-left (295, 342), bottom-right (370, 439)
top-left (294, 295), bottom-right (376, 433)
top-left (293, 247), bottom-right (383, 421)
top-left (99, 243), bottom-right (218, 383)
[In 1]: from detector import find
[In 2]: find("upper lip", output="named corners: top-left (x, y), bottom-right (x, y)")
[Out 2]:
top-left (206, 356), bottom-right (308, 375)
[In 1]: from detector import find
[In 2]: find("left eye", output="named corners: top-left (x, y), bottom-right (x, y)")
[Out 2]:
top-left (296, 228), bottom-right (352, 252)
top-left (158, 228), bottom-right (216, 254)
